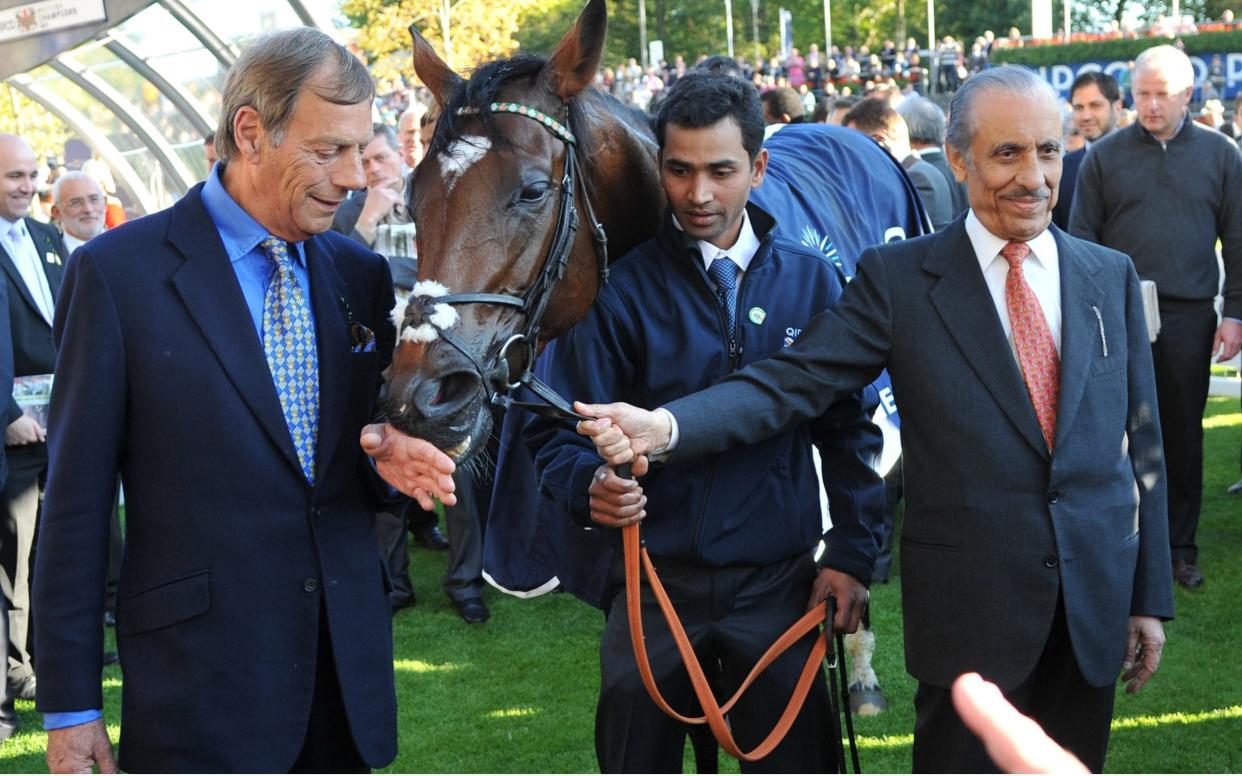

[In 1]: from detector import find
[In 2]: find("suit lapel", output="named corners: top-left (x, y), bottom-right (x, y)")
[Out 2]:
top-left (0, 224), bottom-right (45, 317)
top-left (26, 219), bottom-right (67, 302)
top-left (167, 188), bottom-right (306, 480)
top-left (1051, 229), bottom-right (1104, 451)
top-left (926, 223), bottom-right (1050, 458)
top-left (305, 237), bottom-right (349, 482)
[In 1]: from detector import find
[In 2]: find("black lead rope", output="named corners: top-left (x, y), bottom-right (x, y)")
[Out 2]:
top-left (824, 597), bottom-right (862, 773)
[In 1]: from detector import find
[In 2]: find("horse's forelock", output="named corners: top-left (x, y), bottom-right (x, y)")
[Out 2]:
top-left (427, 53), bottom-right (606, 172)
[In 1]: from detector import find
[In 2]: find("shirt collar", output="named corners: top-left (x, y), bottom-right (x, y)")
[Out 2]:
top-left (965, 210), bottom-right (1058, 274)
top-left (0, 216), bottom-right (25, 241)
top-left (201, 163), bottom-right (307, 267)
top-left (672, 208), bottom-right (762, 274)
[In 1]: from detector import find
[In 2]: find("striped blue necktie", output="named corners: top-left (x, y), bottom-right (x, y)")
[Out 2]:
top-left (260, 236), bottom-right (319, 484)
top-left (707, 255), bottom-right (738, 336)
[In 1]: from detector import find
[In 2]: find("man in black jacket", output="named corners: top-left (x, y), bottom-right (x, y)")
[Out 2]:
top-left (1071, 45), bottom-right (1242, 589)
top-left (0, 133), bottom-right (68, 705)
top-left (528, 72), bottom-right (883, 772)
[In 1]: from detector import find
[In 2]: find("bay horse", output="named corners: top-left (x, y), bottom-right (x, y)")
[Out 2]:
top-left (384, 0), bottom-right (929, 745)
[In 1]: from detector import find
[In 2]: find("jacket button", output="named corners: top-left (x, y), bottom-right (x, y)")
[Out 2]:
top-left (1046, 490), bottom-right (1060, 504)
top-left (1042, 556), bottom-right (1059, 568)
top-left (303, 578), bottom-right (319, 593)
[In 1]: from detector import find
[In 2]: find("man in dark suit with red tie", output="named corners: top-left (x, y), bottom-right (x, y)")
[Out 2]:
top-left (33, 29), bottom-right (455, 772)
top-left (575, 67), bottom-right (1175, 772)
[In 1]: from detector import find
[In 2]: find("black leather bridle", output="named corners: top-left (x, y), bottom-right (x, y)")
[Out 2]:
top-left (399, 100), bottom-right (610, 422)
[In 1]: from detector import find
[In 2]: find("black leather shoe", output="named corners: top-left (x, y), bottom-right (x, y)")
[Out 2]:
top-left (390, 592), bottom-right (417, 613)
top-left (413, 525), bottom-right (450, 550)
top-left (454, 597), bottom-right (490, 624)
top-left (8, 674), bottom-right (35, 701)
top-left (102, 651), bottom-right (120, 667)
top-left (1173, 560), bottom-right (1205, 589)
top-left (1228, 479), bottom-right (1242, 495)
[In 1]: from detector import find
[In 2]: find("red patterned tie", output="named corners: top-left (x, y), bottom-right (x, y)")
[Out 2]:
top-left (1001, 241), bottom-right (1059, 451)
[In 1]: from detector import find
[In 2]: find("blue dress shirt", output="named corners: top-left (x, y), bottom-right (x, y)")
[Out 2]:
top-left (45, 165), bottom-right (316, 731)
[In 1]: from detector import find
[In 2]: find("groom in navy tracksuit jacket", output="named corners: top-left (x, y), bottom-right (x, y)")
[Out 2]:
top-left (527, 72), bottom-right (884, 772)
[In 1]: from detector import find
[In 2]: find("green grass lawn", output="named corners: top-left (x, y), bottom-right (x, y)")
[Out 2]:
top-left (2, 397), bottom-right (1239, 772)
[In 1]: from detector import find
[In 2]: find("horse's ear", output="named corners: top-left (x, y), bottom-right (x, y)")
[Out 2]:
top-left (543, 0), bottom-right (608, 101)
top-left (409, 23), bottom-right (463, 109)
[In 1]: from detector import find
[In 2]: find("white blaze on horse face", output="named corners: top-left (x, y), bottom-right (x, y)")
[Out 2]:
top-left (391, 279), bottom-right (460, 344)
top-left (440, 136), bottom-right (492, 192)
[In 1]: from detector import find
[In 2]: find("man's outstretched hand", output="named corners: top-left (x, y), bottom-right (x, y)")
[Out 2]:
top-left (361, 423), bottom-right (457, 509)
top-left (574, 402), bottom-right (671, 465)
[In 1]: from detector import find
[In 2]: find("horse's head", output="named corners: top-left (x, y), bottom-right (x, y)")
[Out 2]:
top-left (382, 0), bottom-right (612, 461)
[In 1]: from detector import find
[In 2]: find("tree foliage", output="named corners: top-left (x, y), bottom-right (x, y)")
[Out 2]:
top-left (0, 85), bottom-right (72, 161)
top-left (345, 0), bottom-right (1238, 80)
top-left (341, 0), bottom-right (561, 83)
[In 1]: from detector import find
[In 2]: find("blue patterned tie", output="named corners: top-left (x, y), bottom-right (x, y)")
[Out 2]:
top-left (707, 255), bottom-right (738, 336)
top-left (260, 237), bottom-right (319, 484)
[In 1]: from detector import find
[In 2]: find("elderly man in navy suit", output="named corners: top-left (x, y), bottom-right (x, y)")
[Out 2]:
top-left (34, 28), bottom-right (454, 773)
top-left (574, 66), bottom-right (1174, 773)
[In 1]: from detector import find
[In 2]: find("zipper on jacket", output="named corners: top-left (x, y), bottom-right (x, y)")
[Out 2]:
top-left (687, 466), bottom-right (717, 558)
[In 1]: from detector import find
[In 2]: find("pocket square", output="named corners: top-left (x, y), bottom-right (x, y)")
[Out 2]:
top-left (350, 321), bottom-right (377, 353)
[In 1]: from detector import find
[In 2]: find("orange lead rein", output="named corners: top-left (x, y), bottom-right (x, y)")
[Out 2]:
top-left (621, 523), bottom-right (831, 762)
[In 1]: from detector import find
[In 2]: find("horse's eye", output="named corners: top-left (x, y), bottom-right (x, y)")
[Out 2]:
top-left (516, 182), bottom-right (552, 204)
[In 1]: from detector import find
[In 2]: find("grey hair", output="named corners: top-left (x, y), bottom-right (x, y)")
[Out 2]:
top-left (946, 66), bottom-right (1059, 160)
top-left (215, 27), bottom-right (375, 164)
top-left (51, 170), bottom-right (102, 205)
top-left (897, 96), bottom-right (947, 146)
top-left (1133, 45), bottom-right (1195, 94)
top-left (371, 123), bottom-right (398, 150)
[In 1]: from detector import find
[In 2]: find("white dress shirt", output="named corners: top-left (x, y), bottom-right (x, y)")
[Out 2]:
top-left (62, 232), bottom-right (88, 254)
top-left (1, 216), bottom-right (56, 326)
top-left (964, 210), bottom-right (1062, 358)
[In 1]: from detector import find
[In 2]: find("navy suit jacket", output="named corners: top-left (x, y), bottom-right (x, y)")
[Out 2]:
top-left (33, 184), bottom-right (399, 771)
top-left (666, 221), bottom-right (1175, 690)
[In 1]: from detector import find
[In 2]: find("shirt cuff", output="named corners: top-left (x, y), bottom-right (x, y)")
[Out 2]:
top-left (44, 710), bottom-right (103, 730)
top-left (648, 407), bottom-right (679, 463)
top-left (1225, 316), bottom-right (1242, 325)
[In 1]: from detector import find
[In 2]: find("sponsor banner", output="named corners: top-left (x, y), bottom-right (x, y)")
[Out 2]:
top-left (0, 0), bottom-right (106, 43)
top-left (1033, 52), bottom-right (1242, 100)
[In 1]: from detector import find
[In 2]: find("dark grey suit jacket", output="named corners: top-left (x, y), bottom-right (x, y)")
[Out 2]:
top-left (665, 221), bottom-right (1175, 690)
top-left (903, 155), bottom-right (954, 231)
top-left (918, 147), bottom-right (969, 219)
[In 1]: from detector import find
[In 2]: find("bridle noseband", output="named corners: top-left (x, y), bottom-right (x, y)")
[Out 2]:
top-left (400, 100), bottom-right (610, 421)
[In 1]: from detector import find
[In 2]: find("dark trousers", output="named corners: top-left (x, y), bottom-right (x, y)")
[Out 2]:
top-left (911, 599), bottom-right (1114, 773)
top-left (442, 464), bottom-right (485, 602)
top-left (290, 601), bottom-right (368, 773)
top-left (595, 553), bottom-right (833, 773)
top-left (1151, 302), bottom-right (1217, 564)
top-left (0, 444), bottom-right (46, 681)
top-left (375, 510), bottom-right (414, 604)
